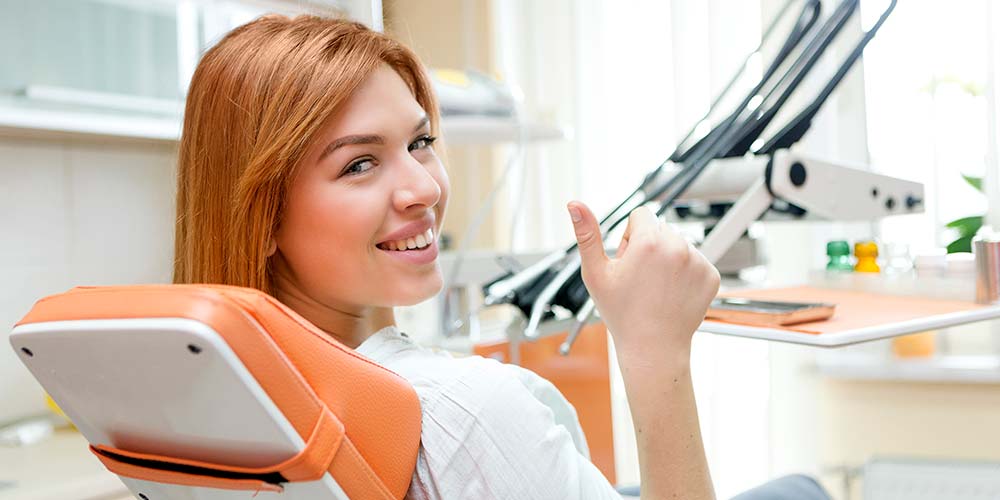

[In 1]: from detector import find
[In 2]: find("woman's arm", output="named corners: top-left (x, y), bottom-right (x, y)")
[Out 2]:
top-left (568, 201), bottom-right (719, 500)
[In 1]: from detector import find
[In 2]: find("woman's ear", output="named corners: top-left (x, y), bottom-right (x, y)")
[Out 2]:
top-left (267, 237), bottom-right (277, 257)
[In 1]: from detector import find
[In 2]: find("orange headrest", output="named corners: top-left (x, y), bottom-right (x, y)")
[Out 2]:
top-left (16, 284), bottom-right (420, 499)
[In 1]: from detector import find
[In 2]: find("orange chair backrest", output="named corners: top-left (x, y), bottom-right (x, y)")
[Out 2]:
top-left (16, 284), bottom-right (421, 499)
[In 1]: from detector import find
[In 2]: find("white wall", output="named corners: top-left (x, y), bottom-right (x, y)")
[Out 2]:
top-left (0, 135), bottom-right (176, 424)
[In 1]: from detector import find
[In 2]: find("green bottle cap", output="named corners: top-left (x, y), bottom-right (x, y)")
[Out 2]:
top-left (827, 240), bottom-right (850, 257)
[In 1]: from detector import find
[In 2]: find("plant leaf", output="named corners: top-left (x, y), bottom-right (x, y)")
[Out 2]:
top-left (945, 215), bottom-right (983, 236)
top-left (947, 234), bottom-right (974, 254)
top-left (963, 175), bottom-right (983, 193)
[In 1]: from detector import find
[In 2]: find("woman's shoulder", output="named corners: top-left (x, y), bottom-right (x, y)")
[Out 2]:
top-left (362, 330), bottom-right (558, 408)
top-left (383, 341), bottom-right (523, 395)
top-left (358, 326), bottom-right (520, 390)
top-left (373, 334), bottom-right (591, 455)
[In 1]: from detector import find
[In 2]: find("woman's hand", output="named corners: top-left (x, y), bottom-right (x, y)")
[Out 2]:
top-left (567, 200), bottom-right (719, 500)
top-left (567, 201), bottom-right (720, 355)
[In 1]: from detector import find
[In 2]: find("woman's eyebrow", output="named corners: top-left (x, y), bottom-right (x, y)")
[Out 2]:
top-left (320, 134), bottom-right (384, 160)
top-left (319, 115), bottom-right (429, 160)
top-left (413, 115), bottom-right (429, 132)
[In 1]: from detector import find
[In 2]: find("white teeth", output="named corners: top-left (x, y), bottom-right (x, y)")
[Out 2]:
top-left (379, 228), bottom-right (435, 251)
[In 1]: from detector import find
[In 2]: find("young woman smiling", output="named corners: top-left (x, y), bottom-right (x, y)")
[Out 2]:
top-left (174, 15), bottom-right (719, 500)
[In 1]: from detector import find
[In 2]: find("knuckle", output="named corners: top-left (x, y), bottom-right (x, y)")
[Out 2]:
top-left (667, 241), bottom-right (691, 263)
top-left (631, 234), bottom-right (656, 254)
top-left (630, 206), bottom-right (654, 226)
top-left (699, 260), bottom-right (721, 294)
top-left (628, 208), bottom-right (643, 223)
top-left (576, 230), bottom-right (596, 247)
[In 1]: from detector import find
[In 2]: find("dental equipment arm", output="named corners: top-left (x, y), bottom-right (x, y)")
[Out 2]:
top-left (491, 0), bottom-right (904, 353)
top-left (670, 0), bottom-right (808, 162)
top-left (563, 0), bottom-right (894, 350)
top-left (561, 148), bottom-right (923, 354)
top-left (485, 0), bottom-right (823, 334)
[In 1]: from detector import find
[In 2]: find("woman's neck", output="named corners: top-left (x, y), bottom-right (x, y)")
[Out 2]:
top-left (272, 282), bottom-right (395, 349)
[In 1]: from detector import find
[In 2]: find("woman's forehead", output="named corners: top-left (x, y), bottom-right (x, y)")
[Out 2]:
top-left (325, 65), bottom-right (426, 136)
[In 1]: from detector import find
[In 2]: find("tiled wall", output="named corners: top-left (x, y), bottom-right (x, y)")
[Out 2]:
top-left (1, 135), bottom-right (177, 424)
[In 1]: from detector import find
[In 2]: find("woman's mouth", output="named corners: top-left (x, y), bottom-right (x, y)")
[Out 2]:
top-left (376, 228), bottom-right (435, 251)
top-left (376, 228), bottom-right (439, 265)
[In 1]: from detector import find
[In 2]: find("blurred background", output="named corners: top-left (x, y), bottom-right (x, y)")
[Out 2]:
top-left (3, 1), bottom-right (1000, 499)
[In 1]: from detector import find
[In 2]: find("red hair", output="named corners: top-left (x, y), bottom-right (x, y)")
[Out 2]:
top-left (173, 15), bottom-right (439, 294)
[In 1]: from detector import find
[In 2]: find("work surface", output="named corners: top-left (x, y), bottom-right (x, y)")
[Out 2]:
top-left (701, 278), bottom-right (1000, 347)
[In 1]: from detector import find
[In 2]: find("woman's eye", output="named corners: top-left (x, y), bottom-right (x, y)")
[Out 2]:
top-left (343, 158), bottom-right (375, 176)
top-left (408, 135), bottom-right (438, 152)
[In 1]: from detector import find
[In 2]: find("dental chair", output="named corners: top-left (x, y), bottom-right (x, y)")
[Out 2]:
top-left (9, 285), bottom-right (421, 499)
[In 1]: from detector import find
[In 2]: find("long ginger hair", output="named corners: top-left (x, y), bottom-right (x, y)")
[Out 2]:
top-left (173, 15), bottom-right (439, 294)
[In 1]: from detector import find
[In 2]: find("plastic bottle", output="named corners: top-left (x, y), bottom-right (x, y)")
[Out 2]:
top-left (854, 241), bottom-right (880, 273)
top-left (826, 240), bottom-right (854, 272)
top-left (883, 242), bottom-right (913, 275)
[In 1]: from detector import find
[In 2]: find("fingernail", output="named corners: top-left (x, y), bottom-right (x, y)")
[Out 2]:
top-left (567, 204), bottom-right (582, 223)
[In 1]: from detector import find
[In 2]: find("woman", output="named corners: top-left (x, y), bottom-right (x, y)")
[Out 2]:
top-left (174, 14), bottom-right (720, 500)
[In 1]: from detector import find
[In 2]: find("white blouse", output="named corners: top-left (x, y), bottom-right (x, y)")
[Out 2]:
top-left (356, 326), bottom-right (622, 500)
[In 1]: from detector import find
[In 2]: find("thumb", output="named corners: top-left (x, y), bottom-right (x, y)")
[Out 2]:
top-left (567, 201), bottom-right (608, 270)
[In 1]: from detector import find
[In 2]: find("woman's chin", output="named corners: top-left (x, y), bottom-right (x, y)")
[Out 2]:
top-left (385, 278), bottom-right (443, 307)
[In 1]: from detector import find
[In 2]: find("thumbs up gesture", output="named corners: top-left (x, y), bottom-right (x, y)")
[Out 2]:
top-left (567, 201), bottom-right (720, 354)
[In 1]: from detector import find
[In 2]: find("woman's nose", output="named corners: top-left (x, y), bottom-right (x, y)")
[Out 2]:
top-left (392, 155), bottom-right (441, 212)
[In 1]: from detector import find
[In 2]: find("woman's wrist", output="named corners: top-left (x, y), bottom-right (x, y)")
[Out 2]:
top-left (614, 335), bottom-right (692, 374)
top-left (610, 325), bottom-right (693, 363)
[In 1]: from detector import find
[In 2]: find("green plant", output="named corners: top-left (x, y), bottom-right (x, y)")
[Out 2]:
top-left (945, 174), bottom-right (984, 253)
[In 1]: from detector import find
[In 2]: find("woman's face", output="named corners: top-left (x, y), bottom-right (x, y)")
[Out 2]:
top-left (272, 64), bottom-right (449, 311)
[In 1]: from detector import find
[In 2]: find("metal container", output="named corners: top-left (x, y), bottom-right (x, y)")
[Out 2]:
top-left (973, 235), bottom-right (1000, 304)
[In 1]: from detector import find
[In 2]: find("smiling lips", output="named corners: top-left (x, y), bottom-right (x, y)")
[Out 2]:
top-left (377, 227), bottom-right (435, 251)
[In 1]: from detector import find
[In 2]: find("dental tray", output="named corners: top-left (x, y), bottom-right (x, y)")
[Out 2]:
top-left (699, 286), bottom-right (1000, 347)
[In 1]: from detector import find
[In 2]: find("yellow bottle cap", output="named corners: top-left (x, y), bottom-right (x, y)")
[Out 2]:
top-left (855, 241), bottom-right (879, 258)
